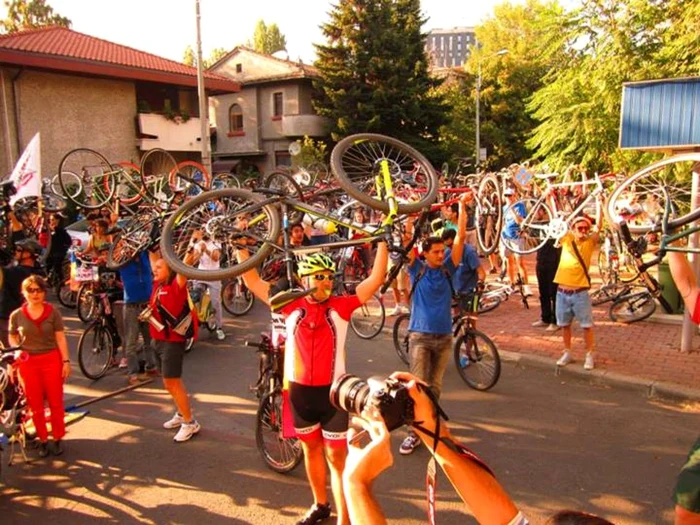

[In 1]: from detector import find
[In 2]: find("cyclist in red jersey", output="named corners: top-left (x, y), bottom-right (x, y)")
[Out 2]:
top-left (237, 240), bottom-right (388, 525)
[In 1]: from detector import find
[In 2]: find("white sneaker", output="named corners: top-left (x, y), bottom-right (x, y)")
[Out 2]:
top-left (174, 420), bottom-right (201, 442)
top-left (523, 285), bottom-right (533, 297)
top-left (531, 320), bottom-right (547, 327)
top-left (546, 323), bottom-right (561, 332)
top-left (163, 412), bottom-right (185, 430)
top-left (556, 350), bottom-right (572, 367)
top-left (584, 352), bottom-right (595, 370)
top-left (215, 329), bottom-right (225, 341)
top-left (388, 306), bottom-right (408, 316)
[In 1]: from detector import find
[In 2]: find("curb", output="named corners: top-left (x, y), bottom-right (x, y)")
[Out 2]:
top-left (500, 349), bottom-right (700, 403)
top-left (380, 320), bottom-right (700, 404)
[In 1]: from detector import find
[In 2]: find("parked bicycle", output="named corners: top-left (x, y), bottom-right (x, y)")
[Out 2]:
top-left (77, 288), bottom-right (123, 380)
top-left (221, 277), bottom-right (256, 316)
top-left (0, 345), bottom-right (30, 472)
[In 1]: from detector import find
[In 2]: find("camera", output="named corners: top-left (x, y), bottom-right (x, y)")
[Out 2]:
top-left (138, 305), bottom-right (165, 332)
top-left (330, 374), bottom-right (415, 432)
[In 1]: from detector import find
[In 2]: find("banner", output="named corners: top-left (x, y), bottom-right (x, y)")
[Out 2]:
top-left (9, 132), bottom-right (41, 205)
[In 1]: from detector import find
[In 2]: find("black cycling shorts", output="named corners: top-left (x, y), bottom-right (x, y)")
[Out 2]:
top-left (288, 382), bottom-right (348, 446)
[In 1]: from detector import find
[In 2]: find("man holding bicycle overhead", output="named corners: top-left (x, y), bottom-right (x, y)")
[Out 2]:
top-left (236, 242), bottom-right (388, 525)
top-left (399, 192), bottom-right (471, 456)
top-left (554, 214), bottom-right (600, 370)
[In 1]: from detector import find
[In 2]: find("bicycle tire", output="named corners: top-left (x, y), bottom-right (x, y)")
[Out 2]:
top-left (205, 306), bottom-right (217, 332)
top-left (170, 160), bottom-right (211, 197)
top-left (264, 170), bottom-right (304, 201)
top-left (350, 293), bottom-right (385, 339)
top-left (475, 174), bottom-right (502, 256)
top-left (107, 213), bottom-right (154, 270)
top-left (501, 198), bottom-right (553, 255)
top-left (58, 148), bottom-right (116, 209)
top-left (453, 330), bottom-right (501, 391)
top-left (78, 322), bottom-right (114, 380)
top-left (160, 188), bottom-right (280, 281)
top-left (57, 283), bottom-right (76, 308)
top-left (221, 278), bottom-right (255, 316)
top-left (77, 283), bottom-right (97, 323)
top-left (606, 153), bottom-right (700, 234)
top-left (392, 313), bottom-right (410, 366)
top-left (330, 133), bottom-right (439, 214)
top-left (255, 390), bottom-right (303, 473)
top-left (477, 294), bottom-right (502, 314)
top-left (609, 292), bottom-right (656, 323)
top-left (140, 148), bottom-right (178, 203)
top-left (590, 283), bottom-right (646, 306)
top-left (212, 172), bottom-right (241, 190)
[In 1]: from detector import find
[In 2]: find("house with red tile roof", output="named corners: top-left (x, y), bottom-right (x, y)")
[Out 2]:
top-left (0, 26), bottom-right (238, 177)
top-left (207, 46), bottom-right (330, 175)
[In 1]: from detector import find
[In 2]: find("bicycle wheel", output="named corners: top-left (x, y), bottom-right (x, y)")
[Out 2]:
top-left (107, 213), bottom-right (155, 270)
top-left (350, 293), bottom-right (385, 339)
top-left (609, 292), bottom-right (656, 323)
top-left (255, 390), bottom-right (303, 473)
top-left (330, 133), bottom-right (438, 214)
top-left (476, 174), bottom-right (502, 256)
top-left (78, 322), bottom-right (114, 380)
top-left (264, 171), bottom-right (303, 201)
top-left (77, 284), bottom-right (97, 323)
top-left (501, 198), bottom-right (553, 255)
top-left (212, 172), bottom-right (241, 189)
top-left (37, 193), bottom-right (67, 212)
top-left (51, 171), bottom-right (78, 198)
top-left (607, 153), bottom-right (700, 234)
top-left (160, 188), bottom-right (280, 281)
top-left (170, 160), bottom-right (211, 197)
top-left (113, 161), bottom-right (145, 205)
top-left (391, 313), bottom-right (410, 365)
top-left (58, 148), bottom-right (116, 209)
top-left (453, 329), bottom-right (501, 391)
top-left (140, 148), bottom-right (178, 202)
top-left (477, 293), bottom-right (502, 314)
top-left (222, 278), bottom-right (255, 316)
top-left (58, 282), bottom-right (77, 308)
top-left (205, 306), bottom-right (217, 332)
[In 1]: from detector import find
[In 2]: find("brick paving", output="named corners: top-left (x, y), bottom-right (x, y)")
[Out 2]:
top-left (382, 255), bottom-right (700, 391)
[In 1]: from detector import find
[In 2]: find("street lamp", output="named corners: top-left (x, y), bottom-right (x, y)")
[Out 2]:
top-left (475, 48), bottom-right (508, 170)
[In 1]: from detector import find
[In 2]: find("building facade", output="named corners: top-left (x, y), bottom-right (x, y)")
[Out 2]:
top-left (208, 47), bottom-right (331, 175)
top-left (425, 27), bottom-right (477, 69)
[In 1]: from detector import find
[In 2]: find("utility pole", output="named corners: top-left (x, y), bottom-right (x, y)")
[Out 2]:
top-left (474, 49), bottom-right (508, 171)
top-left (195, 0), bottom-right (212, 175)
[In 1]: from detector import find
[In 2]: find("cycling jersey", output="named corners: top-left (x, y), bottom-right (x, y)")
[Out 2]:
top-left (280, 294), bottom-right (361, 386)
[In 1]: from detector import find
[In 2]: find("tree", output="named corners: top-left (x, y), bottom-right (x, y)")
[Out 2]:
top-left (0, 0), bottom-right (70, 33)
top-left (313, 0), bottom-right (449, 162)
top-left (249, 20), bottom-right (287, 55)
top-left (183, 45), bottom-right (196, 67)
top-left (182, 45), bottom-right (230, 68)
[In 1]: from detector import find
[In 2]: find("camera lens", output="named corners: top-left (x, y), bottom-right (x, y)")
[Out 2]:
top-left (330, 374), bottom-right (370, 415)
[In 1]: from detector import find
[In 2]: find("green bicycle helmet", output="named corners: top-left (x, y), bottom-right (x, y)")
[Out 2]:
top-left (296, 252), bottom-right (336, 277)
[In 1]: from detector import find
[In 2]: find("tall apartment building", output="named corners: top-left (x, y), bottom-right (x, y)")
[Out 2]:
top-left (425, 27), bottom-right (477, 69)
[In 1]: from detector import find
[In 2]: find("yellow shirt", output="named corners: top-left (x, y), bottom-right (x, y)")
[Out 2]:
top-left (554, 233), bottom-right (596, 288)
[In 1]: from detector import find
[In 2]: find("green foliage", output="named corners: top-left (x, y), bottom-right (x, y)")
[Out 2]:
top-left (0, 0), bottom-right (70, 33)
top-left (183, 45), bottom-right (230, 68)
top-left (291, 136), bottom-right (328, 169)
top-left (249, 20), bottom-right (287, 55)
top-left (182, 45), bottom-right (196, 66)
top-left (313, 0), bottom-right (450, 163)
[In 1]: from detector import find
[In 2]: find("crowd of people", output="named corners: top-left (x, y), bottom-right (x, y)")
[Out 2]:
top-left (0, 184), bottom-right (697, 525)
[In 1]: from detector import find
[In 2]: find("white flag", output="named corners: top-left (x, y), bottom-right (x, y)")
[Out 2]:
top-left (9, 132), bottom-right (42, 205)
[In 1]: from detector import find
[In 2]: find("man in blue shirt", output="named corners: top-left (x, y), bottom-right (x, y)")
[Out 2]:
top-left (441, 228), bottom-right (485, 298)
top-left (400, 192), bottom-right (471, 455)
top-left (120, 251), bottom-right (158, 384)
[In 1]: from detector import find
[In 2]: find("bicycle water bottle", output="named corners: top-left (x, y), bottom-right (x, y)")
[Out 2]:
top-left (459, 353), bottom-right (470, 368)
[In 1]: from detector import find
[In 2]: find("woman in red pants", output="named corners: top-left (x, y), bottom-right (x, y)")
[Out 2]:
top-left (8, 275), bottom-right (71, 457)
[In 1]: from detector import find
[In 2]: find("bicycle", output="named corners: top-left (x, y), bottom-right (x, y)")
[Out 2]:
top-left (221, 276), bottom-right (255, 316)
top-left (77, 288), bottom-right (123, 380)
top-left (159, 134), bottom-right (439, 282)
top-left (189, 282), bottom-right (217, 334)
top-left (245, 332), bottom-right (303, 474)
top-left (392, 290), bottom-right (501, 391)
top-left (0, 345), bottom-right (30, 472)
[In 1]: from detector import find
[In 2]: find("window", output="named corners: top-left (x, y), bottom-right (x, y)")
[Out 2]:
top-left (229, 104), bottom-right (243, 133)
top-left (235, 63), bottom-right (242, 73)
top-left (273, 92), bottom-right (283, 118)
top-left (275, 151), bottom-right (291, 167)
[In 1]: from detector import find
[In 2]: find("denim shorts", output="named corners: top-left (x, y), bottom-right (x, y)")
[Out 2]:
top-left (556, 290), bottom-right (593, 328)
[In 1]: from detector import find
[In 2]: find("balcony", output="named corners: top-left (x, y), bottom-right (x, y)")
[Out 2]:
top-left (137, 113), bottom-right (207, 152)
top-left (281, 114), bottom-right (331, 138)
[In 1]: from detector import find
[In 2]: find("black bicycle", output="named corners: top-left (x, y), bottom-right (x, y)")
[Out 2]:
top-left (0, 346), bottom-right (31, 472)
top-left (77, 289), bottom-right (123, 380)
top-left (246, 331), bottom-right (303, 474)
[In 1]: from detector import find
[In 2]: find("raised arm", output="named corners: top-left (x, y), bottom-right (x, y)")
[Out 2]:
top-left (355, 241), bottom-right (388, 304)
top-left (450, 193), bottom-right (472, 267)
top-left (669, 252), bottom-right (700, 315)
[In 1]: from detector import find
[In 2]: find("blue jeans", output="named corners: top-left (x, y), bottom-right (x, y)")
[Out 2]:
top-left (556, 290), bottom-right (593, 328)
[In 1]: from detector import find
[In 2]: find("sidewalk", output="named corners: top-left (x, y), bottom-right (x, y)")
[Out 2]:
top-left (381, 255), bottom-right (700, 398)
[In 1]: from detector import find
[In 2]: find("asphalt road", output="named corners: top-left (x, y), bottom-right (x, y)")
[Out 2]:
top-left (1, 300), bottom-right (698, 524)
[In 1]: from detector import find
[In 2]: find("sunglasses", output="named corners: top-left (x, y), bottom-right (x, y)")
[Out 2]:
top-left (311, 274), bottom-right (335, 282)
top-left (576, 227), bottom-right (590, 233)
top-left (26, 288), bottom-right (44, 294)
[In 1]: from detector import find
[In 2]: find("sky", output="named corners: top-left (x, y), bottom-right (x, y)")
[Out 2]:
top-left (7, 0), bottom-right (539, 64)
